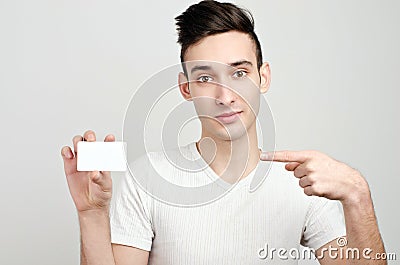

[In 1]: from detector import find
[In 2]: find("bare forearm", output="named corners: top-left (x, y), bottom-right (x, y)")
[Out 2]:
top-left (79, 209), bottom-right (115, 265)
top-left (342, 183), bottom-right (386, 265)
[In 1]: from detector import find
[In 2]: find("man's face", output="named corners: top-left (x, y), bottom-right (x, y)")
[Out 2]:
top-left (180, 31), bottom-right (269, 141)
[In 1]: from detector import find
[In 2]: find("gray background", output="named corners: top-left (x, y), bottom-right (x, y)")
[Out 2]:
top-left (0, 0), bottom-right (399, 264)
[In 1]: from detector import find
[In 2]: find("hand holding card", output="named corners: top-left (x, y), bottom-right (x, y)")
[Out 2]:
top-left (61, 130), bottom-right (120, 213)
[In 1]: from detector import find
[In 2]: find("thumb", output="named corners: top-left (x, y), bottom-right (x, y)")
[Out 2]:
top-left (90, 170), bottom-right (111, 189)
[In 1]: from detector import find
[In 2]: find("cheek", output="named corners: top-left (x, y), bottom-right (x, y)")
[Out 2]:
top-left (192, 96), bottom-right (215, 117)
top-left (230, 77), bottom-right (261, 114)
top-left (250, 94), bottom-right (261, 116)
top-left (238, 89), bottom-right (260, 117)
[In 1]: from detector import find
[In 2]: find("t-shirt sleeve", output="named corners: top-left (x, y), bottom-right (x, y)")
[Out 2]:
top-left (300, 196), bottom-right (346, 250)
top-left (109, 168), bottom-right (154, 251)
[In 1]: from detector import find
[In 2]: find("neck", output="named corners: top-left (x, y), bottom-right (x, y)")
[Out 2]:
top-left (196, 122), bottom-right (260, 184)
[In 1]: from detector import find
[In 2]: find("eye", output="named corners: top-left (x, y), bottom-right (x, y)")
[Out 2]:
top-left (197, 75), bottom-right (213, 83)
top-left (232, 70), bottom-right (247, 79)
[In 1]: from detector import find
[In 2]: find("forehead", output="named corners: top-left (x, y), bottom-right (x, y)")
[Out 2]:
top-left (184, 31), bottom-right (257, 67)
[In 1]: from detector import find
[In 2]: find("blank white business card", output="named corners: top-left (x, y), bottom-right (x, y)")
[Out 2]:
top-left (77, 141), bottom-right (127, 171)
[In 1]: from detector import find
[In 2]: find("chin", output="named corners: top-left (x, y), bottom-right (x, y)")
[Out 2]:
top-left (209, 123), bottom-right (250, 142)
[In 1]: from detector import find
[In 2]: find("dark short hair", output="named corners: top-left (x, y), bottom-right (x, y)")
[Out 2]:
top-left (175, 0), bottom-right (263, 75)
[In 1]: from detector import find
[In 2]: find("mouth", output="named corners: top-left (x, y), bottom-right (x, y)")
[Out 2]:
top-left (215, 111), bottom-right (243, 124)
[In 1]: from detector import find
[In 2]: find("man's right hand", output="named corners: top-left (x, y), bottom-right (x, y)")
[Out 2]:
top-left (61, 130), bottom-right (115, 213)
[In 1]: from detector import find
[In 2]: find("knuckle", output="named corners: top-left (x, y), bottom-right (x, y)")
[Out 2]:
top-left (307, 175), bottom-right (316, 184)
top-left (311, 183), bottom-right (324, 196)
top-left (305, 163), bottom-right (315, 172)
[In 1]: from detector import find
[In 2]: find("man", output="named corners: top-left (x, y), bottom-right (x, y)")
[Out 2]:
top-left (61, 1), bottom-right (386, 264)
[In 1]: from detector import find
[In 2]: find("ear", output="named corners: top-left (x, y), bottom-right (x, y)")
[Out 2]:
top-left (259, 62), bottom-right (271, 94)
top-left (178, 72), bottom-right (192, 101)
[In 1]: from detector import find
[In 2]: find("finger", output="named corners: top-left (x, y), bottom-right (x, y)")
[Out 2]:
top-left (83, 130), bottom-right (96, 142)
top-left (61, 146), bottom-right (77, 175)
top-left (61, 146), bottom-right (73, 159)
top-left (303, 186), bottom-right (314, 196)
top-left (104, 134), bottom-right (115, 142)
top-left (101, 134), bottom-right (115, 176)
top-left (299, 177), bottom-right (312, 188)
top-left (285, 162), bottom-right (301, 171)
top-left (293, 164), bottom-right (308, 178)
top-left (260, 150), bottom-right (310, 163)
top-left (73, 135), bottom-right (83, 154)
top-left (100, 130), bottom-right (114, 174)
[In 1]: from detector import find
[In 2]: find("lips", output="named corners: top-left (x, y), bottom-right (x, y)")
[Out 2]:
top-left (215, 111), bottom-right (243, 124)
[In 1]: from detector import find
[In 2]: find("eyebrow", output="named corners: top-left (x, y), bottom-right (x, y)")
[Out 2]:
top-left (228, 60), bottom-right (253, 68)
top-left (190, 65), bottom-right (212, 74)
top-left (190, 60), bottom-right (253, 74)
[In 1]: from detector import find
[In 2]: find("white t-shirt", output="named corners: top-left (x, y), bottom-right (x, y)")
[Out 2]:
top-left (110, 142), bottom-right (346, 264)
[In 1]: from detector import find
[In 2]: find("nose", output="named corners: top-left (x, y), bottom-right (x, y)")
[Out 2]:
top-left (214, 83), bottom-right (237, 106)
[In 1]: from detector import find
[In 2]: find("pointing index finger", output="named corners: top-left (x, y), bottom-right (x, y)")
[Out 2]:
top-left (260, 150), bottom-right (310, 163)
